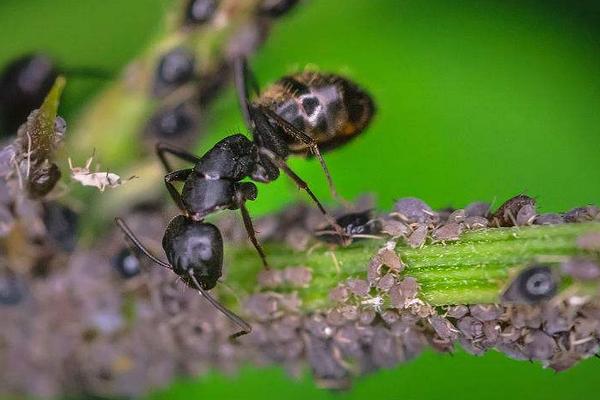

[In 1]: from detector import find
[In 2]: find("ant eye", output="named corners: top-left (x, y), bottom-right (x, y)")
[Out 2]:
top-left (112, 248), bottom-right (141, 279)
top-left (156, 48), bottom-right (195, 87)
top-left (185, 0), bottom-right (218, 25)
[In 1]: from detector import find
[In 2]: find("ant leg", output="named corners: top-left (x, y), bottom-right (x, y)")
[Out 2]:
top-left (258, 105), bottom-right (345, 205)
top-left (234, 190), bottom-right (270, 269)
top-left (114, 217), bottom-right (172, 270)
top-left (155, 142), bottom-right (202, 173)
top-left (188, 272), bottom-right (252, 339)
top-left (260, 149), bottom-right (349, 244)
top-left (164, 168), bottom-right (192, 211)
top-left (233, 57), bottom-right (260, 131)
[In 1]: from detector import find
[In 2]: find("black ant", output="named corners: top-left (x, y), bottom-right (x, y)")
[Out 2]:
top-left (115, 57), bottom-right (374, 337)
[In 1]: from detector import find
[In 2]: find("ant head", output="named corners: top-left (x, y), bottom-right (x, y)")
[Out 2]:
top-left (162, 215), bottom-right (223, 290)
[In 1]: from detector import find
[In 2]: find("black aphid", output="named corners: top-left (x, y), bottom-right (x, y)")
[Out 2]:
top-left (501, 264), bottom-right (558, 304)
top-left (315, 210), bottom-right (381, 244)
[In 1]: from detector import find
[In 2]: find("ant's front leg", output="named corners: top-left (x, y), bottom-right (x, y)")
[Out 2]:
top-left (234, 182), bottom-right (270, 269)
top-left (257, 105), bottom-right (348, 206)
top-left (155, 142), bottom-right (202, 173)
top-left (165, 168), bottom-right (193, 211)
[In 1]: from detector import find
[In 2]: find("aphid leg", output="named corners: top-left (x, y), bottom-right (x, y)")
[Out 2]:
top-left (234, 190), bottom-right (270, 269)
top-left (164, 169), bottom-right (193, 211)
top-left (187, 272), bottom-right (252, 339)
top-left (260, 148), bottom-right (350, 244)
top-left (233, 56), bottom-right (260, 130)
top-left (114, 217), bottom-right (173, 270)
top-left (258, 105), bottom-right (347, 206)
top-left (155, 142), bottom-right (201, 173)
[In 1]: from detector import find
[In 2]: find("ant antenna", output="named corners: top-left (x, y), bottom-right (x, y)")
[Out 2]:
top-left (187, 272), bottom-right (252, 340)
top-left (114, 217), bottom-right (172, 270)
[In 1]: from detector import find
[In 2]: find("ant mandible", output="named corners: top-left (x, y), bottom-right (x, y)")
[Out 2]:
top-left (115, 57), bottom-right (375, 337)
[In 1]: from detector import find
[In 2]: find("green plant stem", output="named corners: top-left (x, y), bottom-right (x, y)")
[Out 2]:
top-left (222, 222), bottom-right (600, 310)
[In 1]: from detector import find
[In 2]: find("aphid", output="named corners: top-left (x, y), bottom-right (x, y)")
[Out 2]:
top-left (155, 48), bottom-right (195, 89)
top-left (115, 216), bottom-right (251, 338)
top-left (393, 198), bottom-right (433, 224)
top-left (491, 194), bottom-right (536, 227)
top-left (111, 248), bottom-right (142, 279)
top-left (236, 57), bottom-right (375, 201)
top-left (68, 155), bottom-right (137, 192)
top-left (501, 264), bottom-right (558, 304)
top-left (146, 103), bottom-right (197, 139)
top-left (184, 0), bottom-right (218, 25)
top-left (314, 210), bottom-right (381, 245)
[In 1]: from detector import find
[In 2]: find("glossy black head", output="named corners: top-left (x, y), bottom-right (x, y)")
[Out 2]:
top-left (162, 215), bottom-right (223, 290)
top-left (112, 248), bottom-right (142, 279)
top-left (0, 53), bottom-right (58, 134)
top-left (501, 264), bottom-right (558, 304)
top-left (185, 0), bottom-right (218, 25)
top-left (155, 48), bottom-right (195, 91)
top-left (27, 162), bottom-right (61, 198)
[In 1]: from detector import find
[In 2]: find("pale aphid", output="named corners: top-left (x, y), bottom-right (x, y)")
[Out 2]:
top-left (68, 154), bottom-right (137, 192)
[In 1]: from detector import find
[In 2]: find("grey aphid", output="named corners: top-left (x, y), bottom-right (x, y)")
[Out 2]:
top-left (522, 330), bottom-right (557, 360)
top-left (257, 269), bottom-right (283, 288)
top-left (304, 314), bottom-right (334, 339)
top-left (371, 327), bottom-right (400, 368)
top-left (339, 304), bottom-right (359, 321)
top-left (563, 206), bottom-right (599, 223)
top-left (329, 284), bottom-right (350, 303)
top-left (377, 273), bottom-right (396, 291)
top-left (393, 197), bottom-right (433, 224)
top-left (534, 213), bottom-right (564, 225)
top-left (456, 316), bottom-right (484, 339)
top-left (496, 342), bottom-right (528, 361)
top-left (464, 202), bottom-right (490, 218)
top-left (432, 222), bottom-right (463, 242)
top-left (429, 315), bottom-right (459, 341)
top-left (244, 293), bottom-right (279, 321)
top-left (516, 203), bottom-right (536, 226)
top-left (448, 209), bottom-right (466, 223)
top-left (464, 216), bottom-right (488, 230)
top-left (406, 224), bottom-right (428, 248)
top-left (469, 304), bottom-right (502, 322)
top-left (560, 258), bottom-right (600, 280)
top-left (358, 309), bottom-right (376, 325)
top-left (282, 266), bottom-right (312, 287)
top-left (446, 305), bottom-right (469, 319)
top-left (381, 310), bottom-right (400, 325)
top-left (326, 308), bottom-right (347, 326)
top-left (333, 325), bottom-right (363, 358)
top-left (303, 333), bottom-right (349, 382)
top-left (346, 279), bottom-right (370, 297)
top-left (381, 218), bottom-right (410, 237)
top-left (458, 337), bottom-right (486, 356)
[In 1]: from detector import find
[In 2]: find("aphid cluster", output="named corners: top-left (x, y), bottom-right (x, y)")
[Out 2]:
top-left (117, 57), bottom-right (375, 337)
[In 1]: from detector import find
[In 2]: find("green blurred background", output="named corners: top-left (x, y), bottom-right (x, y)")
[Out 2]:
top-left (1, 0), bottom-right (599, 398)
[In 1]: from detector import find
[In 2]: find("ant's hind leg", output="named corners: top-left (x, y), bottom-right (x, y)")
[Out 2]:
top-left (155, 142), bottom-right (202, 173)
top-left (234, 184), bottom-right (270, 269)
top-left (260, 149), bottom-right (350, 245)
